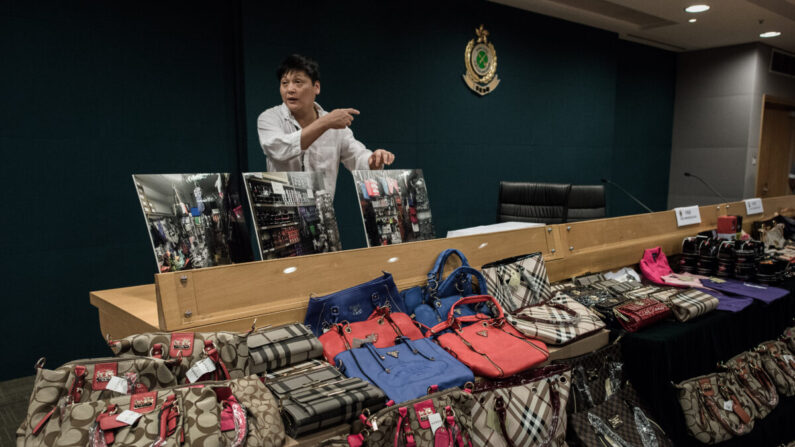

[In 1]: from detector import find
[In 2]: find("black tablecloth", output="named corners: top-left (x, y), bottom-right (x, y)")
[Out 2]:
top-left (621, 279), bottom-right (795, 446)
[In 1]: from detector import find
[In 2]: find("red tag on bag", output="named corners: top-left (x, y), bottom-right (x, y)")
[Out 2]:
top-left (93, 363), bottom-right (118, 390)
top-left (365, 179), bottom-right (381, 197)
top-left (169, 332), bottom-right (194, 358)
top-left (130, 391), bottom-right (158, 413)
top-left (413, 399), bottom-right (436, 429)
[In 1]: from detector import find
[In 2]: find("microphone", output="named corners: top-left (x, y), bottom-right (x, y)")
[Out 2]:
top-left (683, 172), bottom-right (728, 202)
top-left (601, 178), bottom-right (653, 213)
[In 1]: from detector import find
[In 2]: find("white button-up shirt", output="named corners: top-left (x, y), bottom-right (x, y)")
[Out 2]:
top-left (257, 102), bottom-right (372, 197)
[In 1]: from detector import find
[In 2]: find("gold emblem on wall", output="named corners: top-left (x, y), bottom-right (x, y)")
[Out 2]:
top-left (463, 25), bottom-right (500, 96)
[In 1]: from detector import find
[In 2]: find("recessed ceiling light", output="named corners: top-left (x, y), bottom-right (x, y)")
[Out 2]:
top-left (685, 5), bottom-right (710, 13)
top-left (760, 31), bottom-right (781, 38)
top-left (689, 18), bottom-right (697, 23)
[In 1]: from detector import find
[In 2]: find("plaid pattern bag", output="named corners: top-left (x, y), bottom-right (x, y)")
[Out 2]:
top-left (667, 289), bottom-right (719, 322)
top-left (720, 351), bottom-right (779, 419)
top-left (481, 252), bottom-right (553, 312)
top-left (755, 340), bottom-right (795, 397)
top-left (265, 360), bottom-right (385, 438)
top-left (552, 343), bottom-right (624, 414)
top-left (109, 328), bottom-right (257, 379)
top-left (357, 387), bottom-right (476, 447)
top-left (247, 323), bottom-right (323, 374)
top-left (17, 356), bottom-right (179, 445)
top-left (570, 384), bottom-right (672, 447)
top-left (508, 294), bottom-right (605, 345)
top-left (470, 364), bottom-right (571, 447)
top-left (573, 273), bottom-right (605, 287)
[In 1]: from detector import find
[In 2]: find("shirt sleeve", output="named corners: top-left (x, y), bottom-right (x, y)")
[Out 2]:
top-left (257, 109), bottom-right (302, 162)
top-left (339, 127), bottom-right (373, 171)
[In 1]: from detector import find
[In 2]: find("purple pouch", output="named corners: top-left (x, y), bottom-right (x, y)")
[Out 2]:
top-left (699, 288), bottom-right (754, 312)
top-left (701, 278), bottom-right (788, 304)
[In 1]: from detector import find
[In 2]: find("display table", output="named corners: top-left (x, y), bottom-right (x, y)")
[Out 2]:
top-left (622, 280), bottom-right (795, 446)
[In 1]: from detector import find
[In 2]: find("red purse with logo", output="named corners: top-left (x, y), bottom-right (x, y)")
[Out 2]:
top-left (429, 295), bottom-right (549, 378)
top-left (317, 307), bottom-right (424, 365)
top-left (614, 297), bottom-right (671, 332)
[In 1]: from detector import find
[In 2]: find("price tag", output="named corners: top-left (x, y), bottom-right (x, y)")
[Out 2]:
top-left (185, 358), bottom-right (217, 383)
top-left (784, 355), bottom-right (794, 363)
top-left (106, 376), bottom-right (129, 394)
top-left (744, 198), bottom-right (763, 215)
top-left (428, 413), bottom-right (443, 435)
top-left (371, 419), bottom-right (378, 432)
top-left (116, 410), bottom-right (143, 425)
top-left (307, 189), bottom-right (314, 199)
top-left (723, 400), bottom-right (733, 411)
top-left (674, 206), bottom-right (702, 227)
top-left (271, 182), bottom-right (285, 195)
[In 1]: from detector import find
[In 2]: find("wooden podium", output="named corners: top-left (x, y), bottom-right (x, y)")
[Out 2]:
top-left (90, 196), bottom-right (794, 340)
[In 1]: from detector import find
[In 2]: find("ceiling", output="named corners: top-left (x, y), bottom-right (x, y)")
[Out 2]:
top-left (490, 0), bottom-right (795, 53)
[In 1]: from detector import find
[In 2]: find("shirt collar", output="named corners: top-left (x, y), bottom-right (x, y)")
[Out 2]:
top-left (279, 102), bottom-right (326, 128)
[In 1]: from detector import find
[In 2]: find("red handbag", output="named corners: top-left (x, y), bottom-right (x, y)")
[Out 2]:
top-left (317, 307), bottom-right (424, 365)
top-left (614, 297), bottom-right (671, 332)
top-left (429, 295), bottom-right (549, 378)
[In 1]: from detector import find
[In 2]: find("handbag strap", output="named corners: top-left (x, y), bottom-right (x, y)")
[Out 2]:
top-left (697, 378), bottom-right (752, 436)
top-left (394, 406), bottom-right (416, 447)
top-left (513, 302), bottom-right (581, 325)
top-left (429, 249), bottom-right (470, 283)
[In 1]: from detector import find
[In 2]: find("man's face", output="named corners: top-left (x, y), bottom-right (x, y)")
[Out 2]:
top-left (280, 70), bottom-right (319, 116)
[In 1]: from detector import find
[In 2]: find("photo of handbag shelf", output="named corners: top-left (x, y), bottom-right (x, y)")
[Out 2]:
top-left (132, 173), bottom-right (252, 273)
top-left (243, 172), bottom-right (341, 260)
top-left (352, 169), bottom-right (435, 247)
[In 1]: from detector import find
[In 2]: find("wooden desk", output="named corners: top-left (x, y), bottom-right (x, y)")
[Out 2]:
top-left (90, 196), bottom-right (795, 340)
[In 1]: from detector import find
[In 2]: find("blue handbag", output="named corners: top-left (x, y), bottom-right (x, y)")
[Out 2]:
top-left (412, 266), bottom-right (491, 330)
top-left (304, 272), bottom-right (406, 336)
top-left (335, 337), bottom-right (474, 404)
top-left (401, 249), bottom-right (481, 314)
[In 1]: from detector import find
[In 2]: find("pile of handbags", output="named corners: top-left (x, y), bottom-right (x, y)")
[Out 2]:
top-left (675, 325), bottom-right (795, 444)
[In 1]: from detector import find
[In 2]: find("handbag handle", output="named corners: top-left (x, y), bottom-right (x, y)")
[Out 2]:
top-left (428, 249), bottom-right (470, 284)
top-left (427, 295), bottom-right (504, 336)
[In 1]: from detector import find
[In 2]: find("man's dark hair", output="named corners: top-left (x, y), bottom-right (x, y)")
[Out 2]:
top-left (276, 54), bottom-right (320, 83)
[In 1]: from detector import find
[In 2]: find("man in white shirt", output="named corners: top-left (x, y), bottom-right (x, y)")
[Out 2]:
top-left (257, 54), bottom-right (395, 197)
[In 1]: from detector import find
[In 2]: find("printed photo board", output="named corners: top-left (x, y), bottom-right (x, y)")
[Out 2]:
top-left (243, 172), bottom-right (342, 260)
top-left (133, 173), bottom-right (251, 273)
top-left (352, 169), bottom-right (435, 247)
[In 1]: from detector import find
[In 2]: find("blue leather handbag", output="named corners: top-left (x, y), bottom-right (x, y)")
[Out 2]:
top-left (412, 266), bottom-right (491, 331)
top-left (402, 249), bottom-right (477, 314)
top-left (304, 272), bottom-right (406, 336)
top-left (335, 337), bottom-right (474, 404)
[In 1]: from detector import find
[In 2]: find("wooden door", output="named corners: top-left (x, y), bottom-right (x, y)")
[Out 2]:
top-left (756, 98), bottom-right (795, 197)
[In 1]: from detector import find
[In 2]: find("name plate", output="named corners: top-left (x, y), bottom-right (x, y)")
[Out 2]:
top-left (744, 198), bottom-right (763, 215)
top-left (675, 206), bottom-right (702, 227)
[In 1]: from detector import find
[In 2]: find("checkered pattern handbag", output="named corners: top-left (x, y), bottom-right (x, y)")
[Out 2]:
top-left (481, 252), bottom-right (553, 313)
top-left (660, 289), bottom-right (719, 322)
top-left (552, 343), bottom-right (624, 414)
top-left (247, 323), bottom-right (324, 374)
top-left (570, 383), bottom-right (672, 447)
top-left (507, 294), bottom-right (606, 345)
top-left (470, 364), bottom-right (572, 447)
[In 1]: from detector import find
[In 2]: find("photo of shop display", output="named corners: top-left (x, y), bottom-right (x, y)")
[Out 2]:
top-left (243, 172), bottom-right (341, 260)
top-left (133, 173), bottom-right (251, 273)
top-left (19, 236), bottom-right (795, 446)
top-left (353, 169), bottom-right (435, 247)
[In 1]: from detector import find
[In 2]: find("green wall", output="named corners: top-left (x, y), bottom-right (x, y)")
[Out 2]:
top-left (0, 0), bottom-right (674, 380)
top-left (243, 0), bottom-right (675, 248)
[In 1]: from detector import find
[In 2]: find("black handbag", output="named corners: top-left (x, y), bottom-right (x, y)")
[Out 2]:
top-left (552, 343), bottom-right (624, 414)
top-left (265, 360), bottom-right (385, 438)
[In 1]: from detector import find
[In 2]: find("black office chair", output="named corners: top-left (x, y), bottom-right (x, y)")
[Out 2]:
top-left (497, 182), bottom-right (572, 224)
top-left (567, 185), bottom-right (606, 222)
